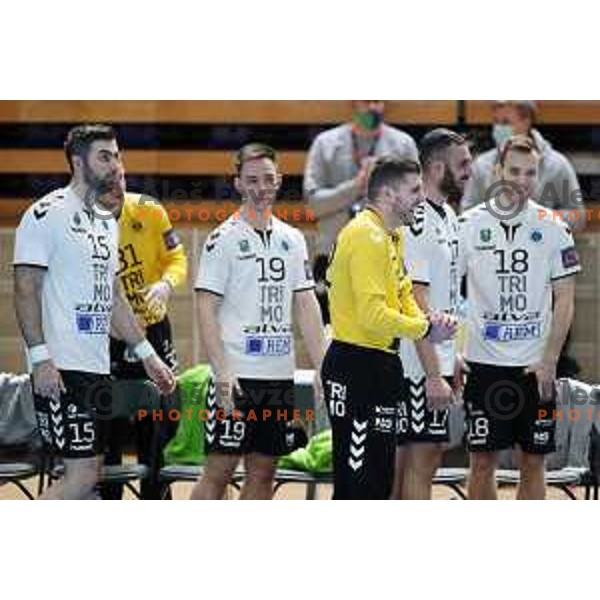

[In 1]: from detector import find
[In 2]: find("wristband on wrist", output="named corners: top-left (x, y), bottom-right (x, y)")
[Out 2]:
top-left (133, 339), bottom-right (156, 360)
top-left (29, 344), bottom-right (51, 365)
top-left (423, 318), bottom-right (432, 340)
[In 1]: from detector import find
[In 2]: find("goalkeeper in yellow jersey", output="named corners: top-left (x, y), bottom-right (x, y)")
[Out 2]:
top-left (323, 157), bottom-right (457, 499)
top-left (102, 169), bottom-right (188, 499)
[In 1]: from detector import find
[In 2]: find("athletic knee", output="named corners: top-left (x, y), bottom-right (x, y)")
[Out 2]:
top-left (420, 445), bottom-right (444, 471)
top-left (519, 452), bottom-right (545, 476)
top-left (202, 456), bottom-right (239, 487)
top-left (244, 459), bottom-right (276, 486)
top-left (470, 453), bottom-right (499, 477)
top-left (62, 464), bottom-right (99, 499)
top-left (406, 445), bottom-right (443, 475)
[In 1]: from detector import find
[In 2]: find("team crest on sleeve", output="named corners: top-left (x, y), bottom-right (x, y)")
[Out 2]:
top-left (530, 229), bottom-right (543, 243)
top-left (561, 246), bottom-right (579, 269)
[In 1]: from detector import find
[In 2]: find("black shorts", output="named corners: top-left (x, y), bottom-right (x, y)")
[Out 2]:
top-left (205, 378), bottom-right (303, 457)
top-left (34, 371), bottom-right (110, 459)
top-left (464, 362), bottom-right (556, 454)
top-left (322, 341), bottom-right (402, 500)
top-left (397, 375), bottom-right (452, 446)
top-left (110, 316), bottom-right (178, 379)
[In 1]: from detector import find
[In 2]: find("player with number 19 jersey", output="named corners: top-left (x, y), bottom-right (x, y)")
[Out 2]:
top-left (195, 213), bottom-right (314, 380)
top-left (195, 212), bottom-right (314, 458)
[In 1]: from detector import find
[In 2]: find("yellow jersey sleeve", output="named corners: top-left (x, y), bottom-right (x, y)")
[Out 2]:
top-left (152, 203), bottom-right (188, 290)
top-left (348, 227), bottom-right (429, 343)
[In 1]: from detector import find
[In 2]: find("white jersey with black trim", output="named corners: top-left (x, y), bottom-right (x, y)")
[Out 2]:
top-left (400, 200), bottom-right (460, 378)
top-left (13, 186), bottom-right (119, 374)
top-left (195, 214), bottom-right (315, 380)
top-left (459, 199), bottom-right (581, 366)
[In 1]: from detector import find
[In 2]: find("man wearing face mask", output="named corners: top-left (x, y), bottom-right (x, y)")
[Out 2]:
top-left (461, 101), bottom-right (586, 232)
top-left (304, 101), bottom-right (419, 323)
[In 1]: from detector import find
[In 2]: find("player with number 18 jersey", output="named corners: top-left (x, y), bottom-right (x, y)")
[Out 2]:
top-left (460, 198), bottom-right (580, 454)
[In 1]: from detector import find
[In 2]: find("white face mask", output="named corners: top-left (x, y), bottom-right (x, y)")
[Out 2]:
top-left (492, 123), bottom-right (513, 148)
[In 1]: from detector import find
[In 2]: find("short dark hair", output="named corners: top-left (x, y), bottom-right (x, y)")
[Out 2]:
top-left (235, 143), bottom-right (277, 176)
top-left (367, 157), bottom-right (421, 202)
top-left (64, 124), bottom-right (117, 173)
top-left (498, 134), bottom-right (539, 167)
top-left (419, 128), bottom-right (467, 169)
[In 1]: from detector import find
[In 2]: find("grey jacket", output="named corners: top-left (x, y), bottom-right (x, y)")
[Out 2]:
top-left (0, 372), bottom-right (38, 447)
top-left (461, 129), bottom-right (586, 230)
top-left (303, 123), bottom-right (418, 255)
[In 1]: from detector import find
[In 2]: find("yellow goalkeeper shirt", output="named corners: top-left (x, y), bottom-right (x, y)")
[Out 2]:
top-left (326, 207), bottom-right (429, 353)
top-left (117, 193), bottom-right (188, 327)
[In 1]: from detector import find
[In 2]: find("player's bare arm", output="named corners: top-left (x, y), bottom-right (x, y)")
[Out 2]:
top-left (112, 277), bottom-right (175, 394)
top-left (14, 265), bottom-right (45, 348)
top-left (526, 276), bottom-right (576, 401)
top-left (197, 290), bottom-right (241, 410)
top-left (412, 283), bottom-right (453, 410)
top-left (293, 289), bottom-right (327, 404)
top-left (14, 264), bottom-right (65, 399)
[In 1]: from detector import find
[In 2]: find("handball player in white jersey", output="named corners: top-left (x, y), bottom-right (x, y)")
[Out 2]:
top-left (13, 124), bottom-right (175, 500)
top-left (191, 143), bottom-right (327, 500)
top-left (392, 129), bottom-right (472, 500)
top-left (459, 135), bottom-right (580, 500)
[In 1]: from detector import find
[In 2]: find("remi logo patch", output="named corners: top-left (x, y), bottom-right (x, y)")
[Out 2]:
top-left (561, 246), bottom-right (579, 269)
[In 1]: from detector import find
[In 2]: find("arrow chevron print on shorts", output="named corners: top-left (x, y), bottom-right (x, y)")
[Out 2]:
top-left (49, 396), bottom-right (66, 450)
top-left (348, 419), bottom-right (367, 471)
top-left (409, 378), bottom-right (426, 435)
top-left (205, 379), bottom-right (217, 445)
top-left (403, 376), bottom-right (450, 442)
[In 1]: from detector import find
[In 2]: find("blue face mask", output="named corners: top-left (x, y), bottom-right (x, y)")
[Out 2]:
top-left (493, 123), bottom-right (513, 148)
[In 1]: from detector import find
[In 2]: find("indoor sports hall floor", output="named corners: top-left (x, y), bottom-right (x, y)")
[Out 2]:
top-left (0, 473), bottom-right (583, 500)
